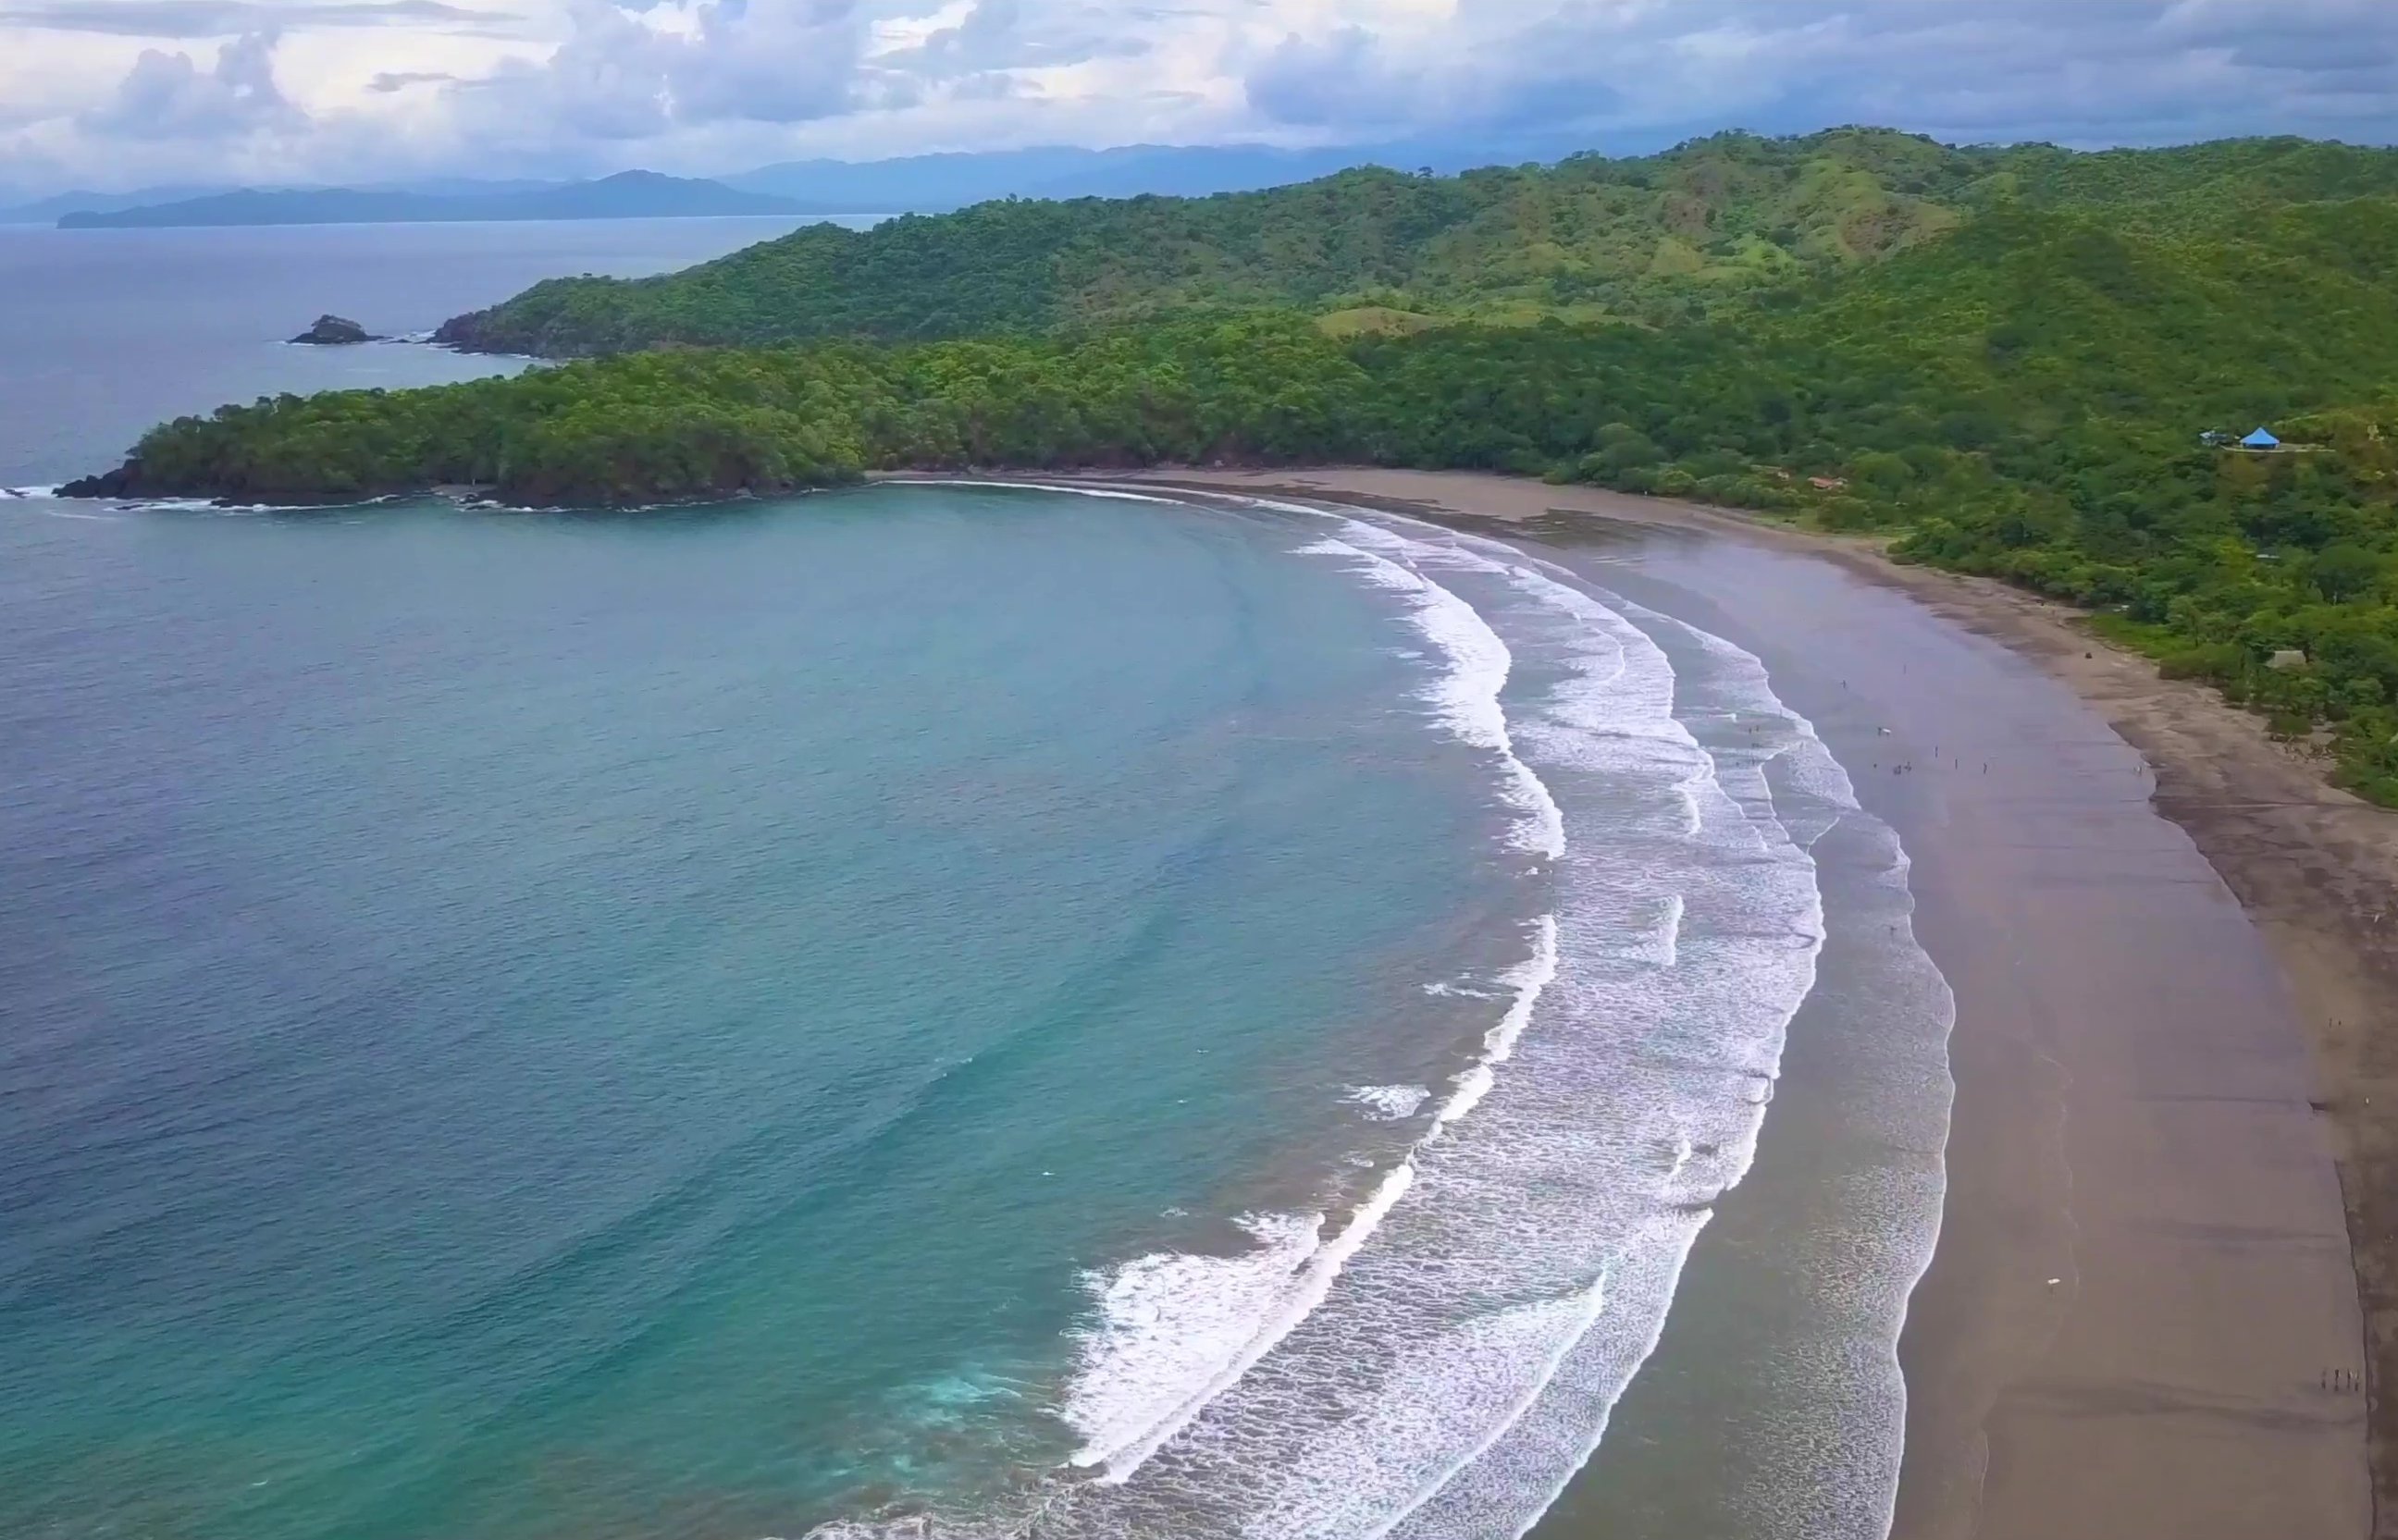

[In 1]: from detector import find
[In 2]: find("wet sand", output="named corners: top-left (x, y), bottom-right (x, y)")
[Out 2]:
top-left (1079, 468), bottom-right (2376, 1540)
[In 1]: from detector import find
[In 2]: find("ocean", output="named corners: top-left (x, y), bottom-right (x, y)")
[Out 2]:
top-left (0, 228), bottom-right (1957, 1540)
top-left (0, 216), bottom-right (861, 487)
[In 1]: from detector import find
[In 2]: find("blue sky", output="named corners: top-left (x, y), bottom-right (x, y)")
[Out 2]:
top-left (2, 0), bottom-right (2393, 192)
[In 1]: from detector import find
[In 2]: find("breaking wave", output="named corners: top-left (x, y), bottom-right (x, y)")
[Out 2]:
top-left (800, 488), bottom-right (1945, 1540)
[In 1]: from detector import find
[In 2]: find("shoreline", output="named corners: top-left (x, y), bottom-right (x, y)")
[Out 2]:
top-left (31, 470), bottom-right (2387, 1531)
top-left (1048, 466), bottom-right (2381, 1538)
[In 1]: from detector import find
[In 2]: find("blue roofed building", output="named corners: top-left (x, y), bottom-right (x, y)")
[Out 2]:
top-left (2242, 426), bottom-right (2281, 449)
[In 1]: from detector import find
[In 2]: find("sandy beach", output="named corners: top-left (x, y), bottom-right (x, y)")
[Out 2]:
top-left (1069, 467), bottom-right (2379, 1540)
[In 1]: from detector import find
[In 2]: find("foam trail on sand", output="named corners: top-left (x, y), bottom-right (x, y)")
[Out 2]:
top-left (1640, 893), bottom-right (1684, 969)
top-left (1358, 511), bottom-right (1953, 1540)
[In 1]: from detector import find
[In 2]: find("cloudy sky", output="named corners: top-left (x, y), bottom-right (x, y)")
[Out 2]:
top-left (1, 0), bottom-right (2392, 193)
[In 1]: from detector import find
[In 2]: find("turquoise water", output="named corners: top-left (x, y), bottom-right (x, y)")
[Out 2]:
top-left (1, 487), bottom-right (1528, 1537)
top-left (0, 482), bottom-right (1953, 1540)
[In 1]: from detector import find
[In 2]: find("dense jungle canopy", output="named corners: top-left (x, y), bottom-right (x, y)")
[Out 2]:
top-left (64, 129), bottom-right (2398, 796)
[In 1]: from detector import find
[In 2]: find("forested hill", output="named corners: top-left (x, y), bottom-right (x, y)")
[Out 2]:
top-left (63, 137), bottom-right (2398, 803)
top-left (86, 199), bottom-right (2398, 511)
top-left (430, 129), bottom-right (2398, 358)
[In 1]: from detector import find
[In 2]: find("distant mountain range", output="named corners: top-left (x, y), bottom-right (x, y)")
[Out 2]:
top-left (0, 185), bottom-right (225, 224)
top-left (52, 172), bottom-right (822, 228)
top-left (721, 143), bottom-right (1418, 210)
top-left (0, 177), bottom-right (573, 224)
top-left (4, 140), bottom-right (1555, 229)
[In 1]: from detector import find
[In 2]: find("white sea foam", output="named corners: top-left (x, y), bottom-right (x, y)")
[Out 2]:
top-left (3, 484), bottom-right (59, 499)
top-left (880, 511), bottom-right (1802, 1540)
top-left (802, 486), bottom-right (1952, 1540)
top-left (1246, 1275), bottom-right (1614, 1540)
top-left (85, 497), bottom-right (298, 514)
top-left (1064, 1163), bottom-right (1419, 1481)
top-left (1061, 1211), bottom-right (1329, 1469)
top-left (1355, 512), bottom-right (1950, 1540)
top-left (1429, 916), bottom-right (1557, 1129)
top-left (902, 478), bottom-right (1191, 505)
top-left (1061, 905), bottom-right (1559, 1489)
top-left (1640, 893), bottom-right (1685, 968)
top-left (1293, 531), bottom-right (1564, 859)
top-left (1291, 536), bottom-right (1512, 752)
top-left (1345, 1085), bottom-right (1431, 1121)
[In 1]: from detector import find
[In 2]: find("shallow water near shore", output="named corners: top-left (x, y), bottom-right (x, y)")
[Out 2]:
top-left (1, 482), bottom-right (1952, 1539)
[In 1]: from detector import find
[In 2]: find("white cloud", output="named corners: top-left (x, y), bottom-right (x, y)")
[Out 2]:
top-left (426, 0), bottom-right (897, 165)
top-left (78, 29), bottom-right (307, 141)
top-left (1, 0), bottom-right (2393, 195)
top-left (1230, 0), bottom-right (2398, 147)
top-left (0, 0), bottom-right (517, 35)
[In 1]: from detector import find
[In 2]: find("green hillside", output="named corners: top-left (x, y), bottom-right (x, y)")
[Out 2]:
top-left (68, 142), bottom-right (2398, 800)
top-left (432, 129), bottom-right (2398, 358)
top-left (77, 201), bottom-right (2398, 515)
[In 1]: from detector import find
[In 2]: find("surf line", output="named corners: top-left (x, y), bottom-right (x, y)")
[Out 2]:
top-left (892, 476), bottom-right (1194, 506)
top-left (1370, 509), bottom-right (1954, 1540)
top-left (1068, 918), bottom-right (1561, 1485)
top-left (1292, 526), bottom-right (1564, 859)
top-left (1061, 522), bottom-right (1568, 1485)
top-left (1265, 501), bottom-right (1866, 1540)
top-left (877, 482), bottom-right (1701, 1514)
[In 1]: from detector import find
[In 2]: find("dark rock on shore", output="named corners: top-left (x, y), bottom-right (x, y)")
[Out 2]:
top-left (431, 306), bottom-right (568, 357)
top-left (429, 312), bottom-right (490, 351)
top-left (290, 314), bottom-right (381, 345)
top-left (58, 466), bottom-right (138, 498)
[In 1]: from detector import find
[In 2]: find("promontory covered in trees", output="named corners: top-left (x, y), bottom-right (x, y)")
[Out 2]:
top-left (60, 128), bottom-right (2398, 798)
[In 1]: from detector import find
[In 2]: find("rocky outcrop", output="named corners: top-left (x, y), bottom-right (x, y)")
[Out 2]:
top-left (57, 465), bottom-right (142, 499)
top-left (290, 314), bottom-right (381, 345)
